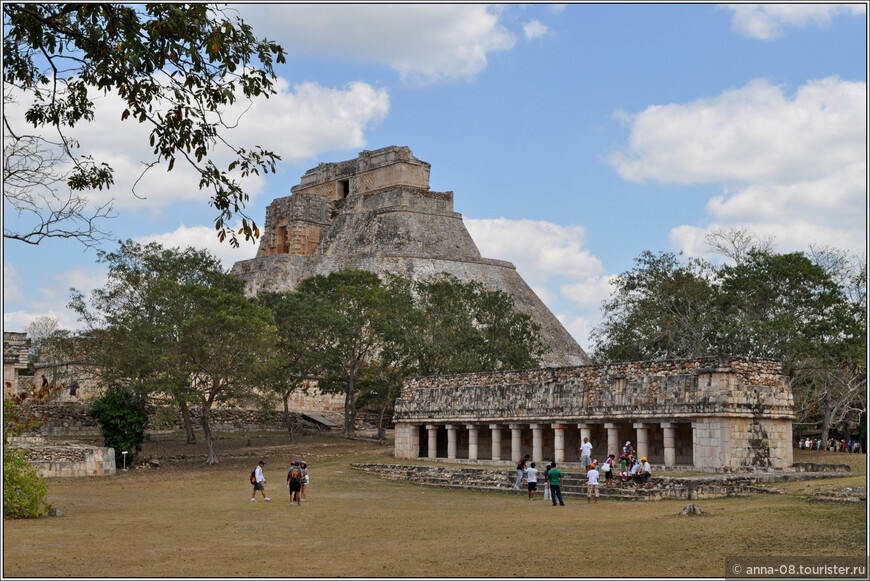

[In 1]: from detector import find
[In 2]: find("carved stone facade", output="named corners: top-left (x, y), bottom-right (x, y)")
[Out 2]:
top-left (232, 146), bottom-right (590, 368)
top-left (3, 332), bottom-right (30, 398)
top-left (394, 356), bottom-right (794, 472)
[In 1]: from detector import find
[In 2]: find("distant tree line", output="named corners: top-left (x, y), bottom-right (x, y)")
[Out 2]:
top-left (66, 240), bottom-right (546, 464)
top-left (591, 228), bottom-right (866, 445)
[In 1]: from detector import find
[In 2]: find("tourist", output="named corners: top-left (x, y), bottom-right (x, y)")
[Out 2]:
top-left (629, 457), bottom-right (641, 483)
top-left (543, 464), bottom-right (551, 500)
top-left (526, 462), bottom-right (539, 501)
top-left (41, 374), bottom-right (48, 388)
top-left (602, 454), bottom-right (615, 488)
top-left (579, 437), bottom-right (593, 469)
top-left (251, 460), bottom-right (270, 502)
top-left (300, 461), bottom-right (309, 502)
top-left (636, 457), bottom-right (652, 485)
top-left (548, 461), bottom-right (565, 506)
top-left (618, 454), bottom-right (629, 483)
top-left (514, 454), bottom-right (530, 489)
top-left (287, 460), bottom-right (304, 506)
top-left (798, 439), bottom-right (804, 450)
top-left (586, 462), bottom-right (600, 504)
top-left (804, 437), bottom-right (811, 450)
top-left (622, 441), bottom-right (632, 457)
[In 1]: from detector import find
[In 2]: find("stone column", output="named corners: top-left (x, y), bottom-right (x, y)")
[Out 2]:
top-left (408, 423), bottom-right (421, 459)
top-left (446, 424), bottom-right (457, 460)
top-left (426, 424), bottom-right (438, 460)
top-left (605, 422), bottom-right (619, 457)
top-left (661, 422), bottom-right (676, 467)
top-left (510, 424), bottom-right (523, 464)
top-left (467, 424), bottom-right (479, 461)
top-left (531, 424), bottom-right (543, 463)
top-left (552, 424), bottom-right (565, 463)
top-left (490, 424), bottom-right (503, 461)
top-left (633, 423), bottom-right (649, 460)
top-left (577, 423), bottom-right (591, 460)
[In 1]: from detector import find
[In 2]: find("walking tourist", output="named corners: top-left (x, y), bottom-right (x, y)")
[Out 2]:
top-left (549, 462), bottom-right (565, 506)
top-left (526, 462), bottom-right (539, 501)
top-left (287, 460), bottom-right (304, 506)
top-left (586, 462), bottom-right (600, 503)
top-left (580, 437), bottom-right (593, 469)
top-left (251, 460), bottom-right (270, 502)
top-left (300, 462), bottom-right (309, 502)
top-left (514, 454), bottom-right (530, 488)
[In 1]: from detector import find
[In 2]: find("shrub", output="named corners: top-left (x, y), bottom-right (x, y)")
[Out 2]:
top-left (3, 449), bottom-right (51, 518)
top-left (88, 385), bottom-right (149, 468)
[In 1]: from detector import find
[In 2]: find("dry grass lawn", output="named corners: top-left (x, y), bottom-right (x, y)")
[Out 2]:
top-left (3, 433), bottom-right (866, 578)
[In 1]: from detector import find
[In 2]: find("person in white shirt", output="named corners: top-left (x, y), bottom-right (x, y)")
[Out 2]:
top-left (586, 464), bottom-right (600, 503)
top-left (251, 460), bottom-right (270, 502)
top-left (525, 462), bottom-right (539, 501)
top-left (637, 457), bottom-right (652, 485)
top-left (580, 437), bottom-right (593, 469)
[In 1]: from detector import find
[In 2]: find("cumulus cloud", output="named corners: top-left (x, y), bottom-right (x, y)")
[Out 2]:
top-left (723, 4), bottom-right (865, 40)
top-left (238, 5), bottom-right (516, 85)
top-left (560, 275), bottom-right (618, 311)
top-left (610, 76), bottom-right (867, 257)
top-left (465, 218), bottom-right (603, 285)
top-left (136, 224), bottom-right (258, 269)
top-left (523, 19), bottom-right (549, 41)
top-left (3, 79), bottom-right (389, 213)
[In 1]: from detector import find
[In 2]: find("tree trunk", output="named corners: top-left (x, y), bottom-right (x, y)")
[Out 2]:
top-left (820, 394), bottom-right (834, 447)
top-left (284, 394), bottom-right (296, 443)
top-left (344, 373), bottom-right (356, 437)
top-left (200, 405), bottom-right (218, 465)
top-left (180, 400), bottom-right (195, 444)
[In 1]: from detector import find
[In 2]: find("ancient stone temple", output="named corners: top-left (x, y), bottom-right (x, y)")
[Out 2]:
top-left (393, 356), bottom-right (795, 471)
top-left (232, 146), bottom-right (590, 367)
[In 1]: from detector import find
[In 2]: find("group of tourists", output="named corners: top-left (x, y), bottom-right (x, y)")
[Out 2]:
top-left (250, 459), bottom-right (310, 505)
top-left (799, 437), bottom-right (863, 454)
top-left (514, 438), bottom-right (653, 505)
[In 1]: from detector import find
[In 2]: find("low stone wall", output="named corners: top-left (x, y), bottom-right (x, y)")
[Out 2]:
top-left (8, 436), bottom-right (115, 478)
top-left (792, 462), bottom-right (851, 473)
top-left (354, 463), bottom-right (854, 501)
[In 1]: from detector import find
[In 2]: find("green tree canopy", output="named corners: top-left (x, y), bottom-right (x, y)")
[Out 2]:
top-left (4, 3), bottom-right (285, 247)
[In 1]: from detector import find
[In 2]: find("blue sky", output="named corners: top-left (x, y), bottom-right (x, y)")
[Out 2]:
top-left (3, 3), bottom-right (867, 353)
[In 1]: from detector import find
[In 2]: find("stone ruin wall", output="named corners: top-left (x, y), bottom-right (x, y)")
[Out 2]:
top-left (395, 356), bottom-right (794, 471)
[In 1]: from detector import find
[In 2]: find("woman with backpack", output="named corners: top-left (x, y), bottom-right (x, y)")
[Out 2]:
top-left (286, 460), bottom-right (303, 506)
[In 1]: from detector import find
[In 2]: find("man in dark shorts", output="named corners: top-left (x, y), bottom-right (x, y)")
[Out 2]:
top-left (251, 460), bottom-right (270, 502)
top-left (287, 460), bottom-right (303, 506)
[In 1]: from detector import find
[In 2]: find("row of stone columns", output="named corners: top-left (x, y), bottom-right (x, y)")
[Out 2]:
top-left (420, 421), bottom-right (683, 466)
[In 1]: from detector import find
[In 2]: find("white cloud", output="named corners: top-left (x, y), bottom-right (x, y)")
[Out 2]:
top-left (135, 224), bottom-right (258, 270)
top-left (610, 77), bottom-right (867, 258)
top-left (523, 19), bottom-right (549, 41)
top-left (4, 263), bottom-right (25, 304)
top-left (560, 275), bottom-right (618, 311)
top-left (238, 5), bottom-right (516, 85)
top-left (465, 218), bottom-right (604, 285)
top-left (723, 4), bottom-right (865, 40)
top-left (3, 79), bottom-right (389, 214)
top-left (556, 314), bottom-right (597, 354)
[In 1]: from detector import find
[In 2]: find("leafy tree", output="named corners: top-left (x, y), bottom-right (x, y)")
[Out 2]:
top-left (88, 383), bottom-right (149, 467)
top-left (296, 270), bottom-right (393, 436)
top-left (256, 291), bottom-right (338, 440)
top-left (3, 3), bottom-right (285, 247)
top-left (69, 240), bottom-right (277, 464)
top-left (590, 251), bottom-right (718, 361)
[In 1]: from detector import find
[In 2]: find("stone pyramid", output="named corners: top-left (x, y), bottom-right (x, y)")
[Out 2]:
top-left (231, 146), bottom-right (590, 367)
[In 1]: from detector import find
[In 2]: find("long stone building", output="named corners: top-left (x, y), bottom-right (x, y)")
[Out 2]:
top-left (394, 356), bottom-right (794, 471)
top-left (231, 145), bottom-right (590, 368)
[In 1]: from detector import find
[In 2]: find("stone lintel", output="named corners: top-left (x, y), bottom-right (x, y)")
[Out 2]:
top-left (488, 424), bottom-right (501, 430)
top-left (551, 423), bottom-right (565, 430)
top-left (660, 422), bottom-right (675, 429)
top-left (633, 422), bottom-right (650, 429)
top-left (577, 423), bottom-right (592, 429)
top-left (425, 424), bottom-right (439, 431)
top-left (604, 422), bottom-right (618, 429)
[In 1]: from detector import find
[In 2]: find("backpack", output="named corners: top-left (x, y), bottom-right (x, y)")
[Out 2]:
top-left (250, 469), bottom-right (257, 485)
top-left (289, 467), bottom-right (302, 483)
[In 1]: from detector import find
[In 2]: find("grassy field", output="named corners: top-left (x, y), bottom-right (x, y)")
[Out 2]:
top-left (3, 433), bottom-right (867, 578)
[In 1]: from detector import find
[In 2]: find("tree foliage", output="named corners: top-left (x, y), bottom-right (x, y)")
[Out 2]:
top-left (69, 240), bottom-right (278, 464)
top-left (3, 3), bottom-right (286, 247)
top-left (263, 270), bottom-right (546, 436)
top-left (88, 383), bottom-right (149, 467)
top-left (591, 245), bottom-right (866, 441)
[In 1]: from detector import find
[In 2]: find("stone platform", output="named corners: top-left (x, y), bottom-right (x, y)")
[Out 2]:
top-left (353, 463), bottom-right (855, 501)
